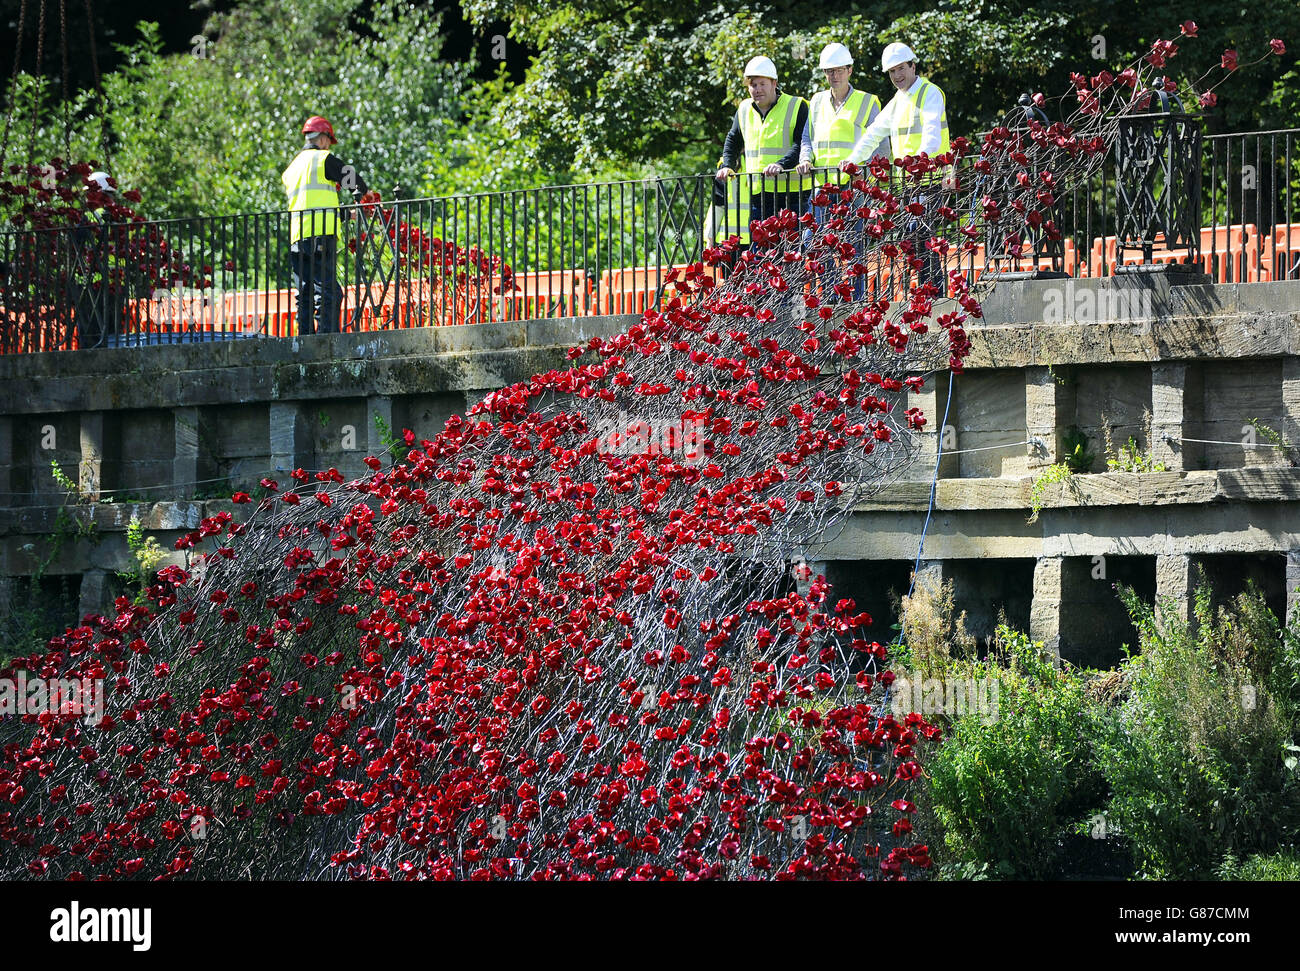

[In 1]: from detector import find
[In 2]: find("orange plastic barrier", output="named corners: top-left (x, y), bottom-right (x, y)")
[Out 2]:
top-left (494, 269), bottom-right (593, 320)
top-left (1090, 225), bottom-right (1260, 281)
top-left (599, 264), bottom-right (704, 316)
top-left (1260, 225), bottom-right (1300, 282)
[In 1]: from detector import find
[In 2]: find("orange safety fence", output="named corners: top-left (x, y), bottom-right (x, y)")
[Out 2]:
top-left (598, 264), bottom-right (715, 316)
top-left (1260, 225), bottom-right (1300, 282)
top-left (491, 269), bottom-right (594, 321)
top-left (1089, 224), bottom-right (1261, 281)
top-left (5, 225), bottom-right (1294, 355)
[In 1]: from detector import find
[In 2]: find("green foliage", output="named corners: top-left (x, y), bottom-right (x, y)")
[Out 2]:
top-left (1061, 425), bottom-right (1096, 473)
top-left (372, 411), bottom-right (402, 459)
top-left (922, 626), bottom-right (1108, 879)
top-left (4, 0), bottom-right (1295, 222)
top-left (7, 1), bottom-right (469, 220)
top-left (49, 460), bottom-right (79, 498)
top-left (1106, 436), bottom-right (1167, 473)
top-left (1247, 417), bottom-right (1299, 465)
top-left (1095, 582), bottom-right (1300, 879)
top-left (117, 515), bottom-right (166, 605)
top-left (1028, 461), bottom-right (1074, 523)
top-left (1216, 847), bottom-right (1300, 880)
top-left (463, 0), bottom-right (1296, 175)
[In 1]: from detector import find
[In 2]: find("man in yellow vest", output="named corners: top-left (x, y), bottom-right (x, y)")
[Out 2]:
top-left (797, 43), bottom-right (882, 180)
top-left (795, 43), bottom-right (884, 301)
top-left (842, 42), bottom-right (952, 291)
top-left (282, 116), bottom-right (369, 335)
top-left (714, 56), bottom-right (809, 252)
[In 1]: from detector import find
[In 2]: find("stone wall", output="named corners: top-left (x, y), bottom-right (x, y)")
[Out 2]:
top-left (3, 278), bottom-right (1300, 668)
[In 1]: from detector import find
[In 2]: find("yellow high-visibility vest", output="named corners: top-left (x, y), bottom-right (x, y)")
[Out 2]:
top-left (809, 88), bottom-right (880, 170)
top-left (715, 174), bottom-right (751, 245)
top-left (281, 149), bottom-right (339, 244)
top-left (889, 79), bottom-right (949, 159)
top-left (717, 92), bottom-right (810, 243)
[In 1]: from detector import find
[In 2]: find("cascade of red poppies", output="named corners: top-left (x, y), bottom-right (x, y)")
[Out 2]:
top-left (0, 28), bottom-right (1274, 879)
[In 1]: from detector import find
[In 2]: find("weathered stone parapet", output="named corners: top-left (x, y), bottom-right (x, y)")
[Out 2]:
top-left (0, 417), bottom-right (12, 498)
top-left (1282, 357), bottom-right (1300, 458)
top-left (1287, 550), bottom-right (1300, 629)
top-left (366, 395), bottom-right (394, 458)
top-left (1024, 365), bottom-right (1074, 470)
top-left (172, 407), bottom-right (215, 494)
top-left (913, 558), bottom-right (944, 593)
top-left (76, 569), bottom-right (113, 619)
top-left (1151, 362), bottom-right (1201, 472)
top-left (907, 371), bottom-right (958, 480)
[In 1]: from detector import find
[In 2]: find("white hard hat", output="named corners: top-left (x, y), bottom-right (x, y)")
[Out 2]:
top-left (87, 171), bottom-right (116, 193)
top-left (881, 42), bottom-right (917, 72)
top-left (819, 43), bottom-right (854, 70)
top-left (744, 55), bottom-right (778, 79)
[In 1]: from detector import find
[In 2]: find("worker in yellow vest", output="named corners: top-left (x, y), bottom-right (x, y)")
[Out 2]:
top-left (795, 43), bottom-right (884, 302)
top-left (281, 116), bottom-right (369, 335)
top-left (714, 56), bottom-right (810, 251)
top-left (797, 44), bottom-right (882, 180)
top-left (842, 43), bottom-right (952, 291)
top-left (844, 43), bottom-right (950, 164)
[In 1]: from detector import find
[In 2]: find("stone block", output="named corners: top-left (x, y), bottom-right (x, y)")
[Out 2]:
top-left (1029, 556), bottom-right (1063, 656)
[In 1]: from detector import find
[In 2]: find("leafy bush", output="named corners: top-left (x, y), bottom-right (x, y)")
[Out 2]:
top-left (921, 626), bottom-right (1108, 879)
top-left (1216, 847), bottom-right (1300, 880)
top-left (1096, 583), bottom-right (1300, 878)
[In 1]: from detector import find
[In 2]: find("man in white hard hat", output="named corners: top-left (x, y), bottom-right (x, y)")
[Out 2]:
top-left (796, 44), bottom-right (883, 179)
top-left (714, 55), bottom-right (810, 253)
top-left (796, 43), bottom-right (885, 301)
top-left (840, 41), bottom-right (952, 291)
top-left (843, 42), bottom-right (950, 165)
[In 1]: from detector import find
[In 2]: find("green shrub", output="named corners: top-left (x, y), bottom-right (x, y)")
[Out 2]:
top-left (1216, 847), bottom-right (1300, 881)
top-left (1096, 583), bottom-right (1300, 879)
top-left (921, 626), bottom-right (1108, 879)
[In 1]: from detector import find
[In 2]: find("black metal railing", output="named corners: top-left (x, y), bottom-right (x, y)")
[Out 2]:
top-left (1054, 127), bottom-right (1299, 282)
top-left (1, 128), bottom-right (1297, 353)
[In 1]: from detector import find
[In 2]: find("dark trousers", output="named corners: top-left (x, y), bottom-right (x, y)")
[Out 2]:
top-left (908, 221), bottom-right (943, 293)
top-left (806, 205), bottom-right (867, 302)
top-left (750, 190), bottom-right (809, 227)
top-left (290, 236), bottom-right (343, 335)
top-left (69, 283), bottom-right (123, 349)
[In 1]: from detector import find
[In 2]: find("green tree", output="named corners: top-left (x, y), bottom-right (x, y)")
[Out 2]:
top-left (3, 0), bottom-right (470, 220)
top-left (462, 0), bottom-right (1295, 172)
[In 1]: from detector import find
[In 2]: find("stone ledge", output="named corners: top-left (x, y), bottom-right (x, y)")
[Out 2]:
top-left (858, 467), bottom-right (1300, 512)
top-left (3, 468), bottom-right (1297, 534)
top-left (4, 288), bottom-right (1300, 414)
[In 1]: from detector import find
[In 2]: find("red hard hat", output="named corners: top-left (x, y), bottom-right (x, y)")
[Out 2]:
top-left (301, 116), bottom-right (337, 144)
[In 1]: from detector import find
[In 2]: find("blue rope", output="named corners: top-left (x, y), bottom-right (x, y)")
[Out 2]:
top-left (880, 371), bottom-right (955, 717)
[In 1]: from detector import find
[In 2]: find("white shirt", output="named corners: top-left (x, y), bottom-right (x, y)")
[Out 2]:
top-left (846, 76), bottom-right (946, 164)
